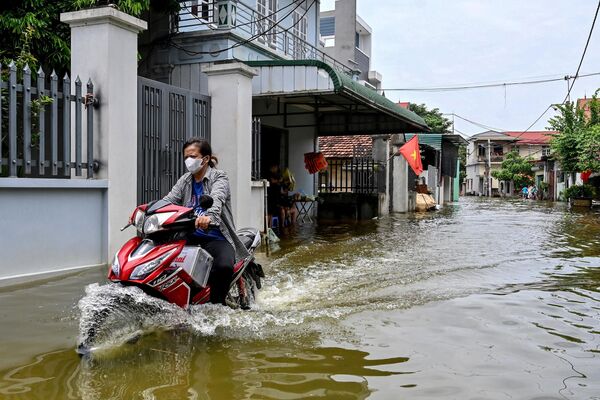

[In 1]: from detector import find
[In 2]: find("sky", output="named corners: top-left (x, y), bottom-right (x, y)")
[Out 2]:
top-left (321, 0), bottom-right (600, 136)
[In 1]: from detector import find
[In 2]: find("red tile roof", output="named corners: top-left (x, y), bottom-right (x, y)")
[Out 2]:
top-left (397, 102), bottom-right (410, 109)
top-left (503, 131), bottom-right (558, 145)
top-left (318, 135), bottom-right (373, 158)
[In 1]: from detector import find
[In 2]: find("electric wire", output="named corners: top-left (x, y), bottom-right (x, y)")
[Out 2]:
top-left (171, 0), bottom-right (311, 56)
top-left (181, 0), bottom-right (303, 31)
top-left (450, 113), bottom-right (507, 132)
top-left (382, 72), bottom-right (600, 92)
top-left (509, 0), bottom-right (600, 141)
top-left (562, 0), bottom-right (600, 105)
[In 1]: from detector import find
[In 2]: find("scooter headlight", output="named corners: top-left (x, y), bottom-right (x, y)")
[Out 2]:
top-left (143, 212), bottom-right (176, 234)
top-left (111, 252), bottom-right (121, 277)
top-left (134, 210), bottom-right (145, 232)
top-left (130, 249), bottom-right (176, 280)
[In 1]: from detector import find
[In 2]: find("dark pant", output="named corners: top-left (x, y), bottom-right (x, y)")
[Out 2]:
top-left (189, 237), bottom-right (235, 304)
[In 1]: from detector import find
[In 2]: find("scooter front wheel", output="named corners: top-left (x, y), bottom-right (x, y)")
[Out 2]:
top-left (225, 272), bottom-right (256, 310)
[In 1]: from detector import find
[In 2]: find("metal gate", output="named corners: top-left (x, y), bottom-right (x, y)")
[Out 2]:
top-left (137, 77), bottom-right (210, 204)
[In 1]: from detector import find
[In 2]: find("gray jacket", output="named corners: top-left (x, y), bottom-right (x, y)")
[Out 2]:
top-left (163, 167), bottom-right (250, 262)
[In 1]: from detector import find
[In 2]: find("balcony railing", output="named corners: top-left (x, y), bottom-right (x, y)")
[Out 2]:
top-left (177, 1), bottom-right (355, 76)
top-left (353, 47), bottom-right (370, 79)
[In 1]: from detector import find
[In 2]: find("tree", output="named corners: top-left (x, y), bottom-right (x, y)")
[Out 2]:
top-left (408, 103), bottom-right (453, 133)
top-left (578, 124), bottom-right (600, 172)
top-left (491, 151), bottom-right (534, 190)
top-left (0, 0), bottom-right (178, 74)
top-left (547, 101), bottom-right (586, 173)
top-left (548, 90), bottom-right (600, 173)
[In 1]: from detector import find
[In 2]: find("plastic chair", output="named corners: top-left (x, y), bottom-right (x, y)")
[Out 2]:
top-left (271, 216), bottom-right (279, 229)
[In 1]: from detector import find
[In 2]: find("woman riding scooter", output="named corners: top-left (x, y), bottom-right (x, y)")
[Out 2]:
top-left (163, 138), bottom-right (249, 304)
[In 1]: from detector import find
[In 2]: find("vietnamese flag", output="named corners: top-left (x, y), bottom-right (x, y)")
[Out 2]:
top-left (399, 135), bottom-right (423, 175)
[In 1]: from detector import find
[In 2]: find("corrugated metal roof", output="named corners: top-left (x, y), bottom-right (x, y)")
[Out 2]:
top-left (405, 133), bottom-right (442, 151)
top-left (245, 60), bottom-right (430, 132)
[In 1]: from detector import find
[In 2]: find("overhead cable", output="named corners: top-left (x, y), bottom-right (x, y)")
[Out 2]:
top-left (512, 0), bottom-right (600, 141)
top-left (381, 72), bottom-right (600, 92)
top-left (172, 0), bottom-right (312, 56)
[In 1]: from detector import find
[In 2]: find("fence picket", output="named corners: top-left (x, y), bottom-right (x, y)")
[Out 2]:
top-left (8, 62), bottom-right (17, 177)
top-left (0, 61), bottom-right (93, 179)
top-left (63, 74), bottom-right (71, 176)
top-left (75, 77), bottom-right (82, 176)
top-left (86, 79), bottom-right (94, 178)
top-left (0, 62), bottom-right (3, 172)
top-left (37, 67), bottom-right (46, 175)
top-left (50, 70), bottom-right (58, 176)
top-left (22, 65), bottom-right (32, 174)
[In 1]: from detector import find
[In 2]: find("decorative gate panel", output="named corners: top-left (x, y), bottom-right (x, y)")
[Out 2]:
top-left (138, 77), bottom-right (210, 204)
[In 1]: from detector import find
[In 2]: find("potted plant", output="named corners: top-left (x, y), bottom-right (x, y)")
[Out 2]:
top-left (562, 184), bottom-right (596, 208)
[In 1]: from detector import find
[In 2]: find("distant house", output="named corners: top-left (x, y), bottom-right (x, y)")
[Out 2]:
top-left (578, 97), bottom-right (593, 121)
top-left (318, 135), bottom-right (373, 193)
top-left (465, 130), bottom-right (558, 197)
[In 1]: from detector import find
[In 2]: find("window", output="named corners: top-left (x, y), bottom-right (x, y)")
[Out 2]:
top-left (478, 145), bottom-right (486, 159)
top-left (190, 0), bottom-right (211, 22)
top-left (257, 0), bottom-right (278, 47)
top-left (355, 32), bottom-right (360, 48)
top-left (293, 10), bottom-right (308, 58)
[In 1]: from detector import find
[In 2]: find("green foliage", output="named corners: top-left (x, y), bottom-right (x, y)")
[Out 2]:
top-left (562, 184), bottom-right (597, 199)
top-left (458, 145), bottom-right (467, 182)
top-left (0, 0), bottom-right (74, 74)
top-left (577, 124), bottom-right (600, 172)
top-left (408, 103), bottom-right (453, 133)
top-left (548, 90), bottom-right (600, 173)
top-left (0, 0), bottom-right (179, 74)
top-left (491, 151), bottom-right (534, 189)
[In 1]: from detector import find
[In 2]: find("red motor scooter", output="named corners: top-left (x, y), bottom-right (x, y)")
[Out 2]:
top-left (77, 196), bottom-right (264, 354)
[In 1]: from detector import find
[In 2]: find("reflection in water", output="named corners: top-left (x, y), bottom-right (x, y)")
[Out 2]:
top-left (0, 331), bottom-right (410, 400)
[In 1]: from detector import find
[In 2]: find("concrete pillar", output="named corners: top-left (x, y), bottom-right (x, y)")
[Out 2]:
top-left (202, 62), bottom-right (258, 229)
top-left (392, 155), bottom-right (409, 212)
top-left (372, 135), bottom-right (390, 216)
top-left (61, 8), bottom-right (147, 262)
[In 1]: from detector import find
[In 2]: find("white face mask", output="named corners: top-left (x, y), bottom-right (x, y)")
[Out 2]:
top-left (185, 157), bottom-right (205, 174)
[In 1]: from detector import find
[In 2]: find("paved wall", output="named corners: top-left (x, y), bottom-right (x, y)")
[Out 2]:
top-left (0, 179), bottom-right (107, 283)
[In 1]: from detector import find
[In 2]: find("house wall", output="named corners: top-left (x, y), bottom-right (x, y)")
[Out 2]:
top-left (0, 179), bottom-right (108, 283)
top-left (289, 126), bottom-right (317, 196)
top-left (321, 0), bottom-right (357, 71)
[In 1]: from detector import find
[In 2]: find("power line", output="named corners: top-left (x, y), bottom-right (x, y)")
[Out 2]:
top-left (511, 0), bottom-right (600, 141)
top-left (181, 0), bottom-right (303, 31)
top-left (562, 0), bottom-right (600, 104)
top-left (172, 0), bottom-right (311, 56)
top-left (381, 72), bottom-right (600, 92)
top-left (448, 113), bottom-right (507, 132)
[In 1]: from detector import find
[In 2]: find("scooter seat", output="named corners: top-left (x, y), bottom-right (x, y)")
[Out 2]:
top-left (236, 227), bottom-right (260, 250)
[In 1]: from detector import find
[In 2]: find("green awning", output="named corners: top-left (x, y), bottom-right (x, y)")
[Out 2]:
top-left (405, 133), bottom-right (442, 151)
top-left (245, 59), bottom-right (430, 134)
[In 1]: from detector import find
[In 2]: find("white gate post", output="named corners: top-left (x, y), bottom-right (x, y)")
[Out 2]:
top-left (61, 8), bottom-right (147, 262)
top-left (202, 62), bottom-right (258, 228)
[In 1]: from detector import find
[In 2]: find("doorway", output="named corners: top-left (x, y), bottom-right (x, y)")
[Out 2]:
top-left (260, 125), bottom-right (289, 177)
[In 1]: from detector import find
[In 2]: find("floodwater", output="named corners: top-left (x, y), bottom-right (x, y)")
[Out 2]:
top-left (0, 197), bottom-right (599, 400)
